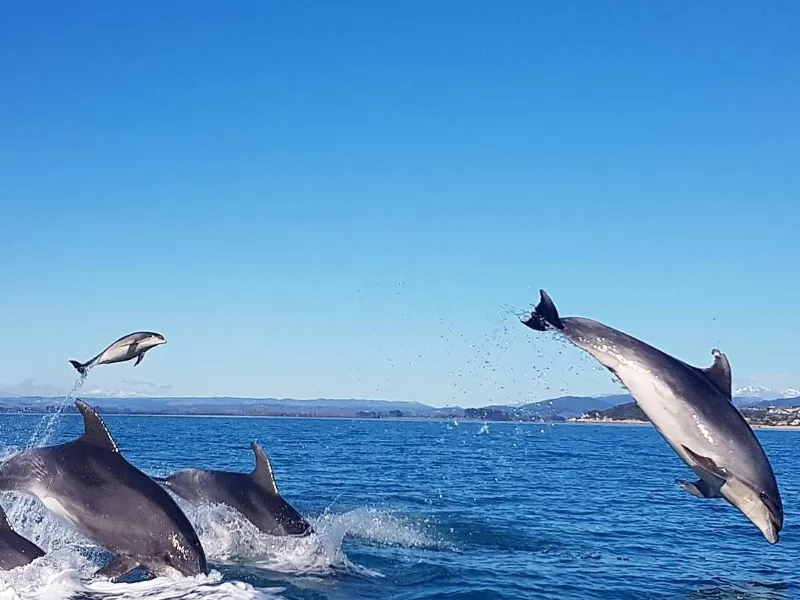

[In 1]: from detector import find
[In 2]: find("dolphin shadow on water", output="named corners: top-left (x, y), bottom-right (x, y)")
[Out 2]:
top-left (0, 503), bottom-right (45, 571)
top-left (155, 442), bottom-right (313, 537)
top-left (69, 331), bottom-right (167, 376)
top-left (521, 290), bottom-right (784, 544)
top-left (0, 399), bottom-right (208, 581)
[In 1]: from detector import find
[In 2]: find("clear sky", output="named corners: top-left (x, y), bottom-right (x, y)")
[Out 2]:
top-left (0, 2), bottom-right (798, 406)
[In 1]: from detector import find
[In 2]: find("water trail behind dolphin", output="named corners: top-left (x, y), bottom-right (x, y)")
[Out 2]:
top-left (25, 373), bottom-right (88, 450)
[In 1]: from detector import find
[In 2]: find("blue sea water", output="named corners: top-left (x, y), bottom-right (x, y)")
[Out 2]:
top-left (1, 413), bottom-right (799, 599)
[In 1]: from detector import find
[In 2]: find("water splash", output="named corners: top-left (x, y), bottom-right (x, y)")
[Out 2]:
top-left (0, 565), bottom-right (281, 600)
top-left (181, 502), bottom-right (442, 578)
top-left (25, 374), bottom-right (87, 450)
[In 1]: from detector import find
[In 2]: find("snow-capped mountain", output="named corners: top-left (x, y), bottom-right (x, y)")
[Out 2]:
top-left (82, 388), bottom-right (151, 398)
top-left (733, 386), bottom-right (800, 400)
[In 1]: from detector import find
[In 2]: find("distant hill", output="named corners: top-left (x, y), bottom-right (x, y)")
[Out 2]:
top-left (519, 394), bottom-right (632, 418)
top-left (584, 402), bottom-right (648, 421)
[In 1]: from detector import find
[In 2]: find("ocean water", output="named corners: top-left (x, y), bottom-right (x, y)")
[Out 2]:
top-left (1, 414), bottom-right (799, 600)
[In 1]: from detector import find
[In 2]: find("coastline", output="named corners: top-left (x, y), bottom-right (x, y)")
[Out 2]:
top-left (570, 418), bottom-right (800, 430)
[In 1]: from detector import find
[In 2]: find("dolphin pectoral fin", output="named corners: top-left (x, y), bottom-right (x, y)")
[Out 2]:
top-left (677, 478), bottom-right (722, 499)
top-left (134, 353), bottom-right (145, 367)
top-left (94, 555), bottom-right (141, 581)
top-left (681, 446), bottom-right (727, 479)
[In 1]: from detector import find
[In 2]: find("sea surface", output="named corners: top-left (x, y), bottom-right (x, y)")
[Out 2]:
top-left (1, 411), bottom-right (799, 600)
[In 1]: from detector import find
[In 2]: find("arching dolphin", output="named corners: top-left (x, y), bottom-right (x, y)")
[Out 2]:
top-left (155, 443), bottom-right (313, 537)
top-left (0, 400), bottom-right (207, 580)
top-left (0, 503), bottom-right (45, 570)
top-left (69, 331), bottom-right (167, 375)
top-left (521, 290), bottom-right (784, 544)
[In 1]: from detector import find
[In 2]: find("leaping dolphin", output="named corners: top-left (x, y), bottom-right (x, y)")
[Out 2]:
top-left (155, 443), bottom-right (313, 537)
top-left (0, 503), bottom-right (45, 570)
top-left (69, 331), bottom-right (167, 375)
top-left (0, 400), bottom-right (207, 580)
top-left (521, 290), bottom-right (784, 544)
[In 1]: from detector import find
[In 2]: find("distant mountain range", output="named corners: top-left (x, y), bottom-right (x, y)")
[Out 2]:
top-left (0, 389), bottom-right (797, 420)
top-left (733, 386), bottom-right (800, 400)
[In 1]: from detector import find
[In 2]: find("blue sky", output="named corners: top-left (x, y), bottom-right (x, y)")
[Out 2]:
top-left (0, 2), bottom-right (798, 406)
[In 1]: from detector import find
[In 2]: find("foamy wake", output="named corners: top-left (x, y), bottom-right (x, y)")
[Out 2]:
top-left (0, 488), bottom-right (442, 599)
top-left (182, 501), bottom-right (444, 578)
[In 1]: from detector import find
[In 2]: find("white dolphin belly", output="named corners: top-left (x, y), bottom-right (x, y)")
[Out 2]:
top-left (39, 494), bottom-right (81, 528)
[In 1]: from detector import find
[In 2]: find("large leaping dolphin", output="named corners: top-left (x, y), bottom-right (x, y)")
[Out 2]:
top-left (0, 503), bottom-right (45, 570)
top-left (0, 400), bottom-right (207, 580)
top-left (69, 331), bottom-right (167, 375)
top-left (155, 442), bottom-right (313, 537)
top-left (521, 290), bottom-right (784, 544)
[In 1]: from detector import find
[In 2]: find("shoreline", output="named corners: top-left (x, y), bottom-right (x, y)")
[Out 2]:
top-left (570, 418), bottom-right (800, 430)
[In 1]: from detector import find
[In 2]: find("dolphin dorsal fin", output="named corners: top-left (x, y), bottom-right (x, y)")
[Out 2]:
top-left (701, 349), bottom-right (732, 400)
top-left (0, 504), bottom-right (13, 532)
top-left (75, 400), bottom-right (120, 453)
top-left (250, 442), bottom-right (279, 495)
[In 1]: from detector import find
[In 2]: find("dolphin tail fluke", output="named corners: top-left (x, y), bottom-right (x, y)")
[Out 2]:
top-left (69, 360), bottom-right (88, 376)
top-left (95, 555), bottom-right (141, 582)
top-left (522, 289), bottom-right (564, 331)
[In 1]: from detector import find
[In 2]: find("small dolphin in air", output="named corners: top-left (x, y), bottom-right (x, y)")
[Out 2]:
top-left (0, 503), bottom-right (45, 571)
top-left (69, 331), bottom-right (167, 375)
top-left (521, 290), bottom-right (784, 544)
top-left (0, 399), bottom-right (207, 580)
top-left (155, 442), bottom-right (313, 537)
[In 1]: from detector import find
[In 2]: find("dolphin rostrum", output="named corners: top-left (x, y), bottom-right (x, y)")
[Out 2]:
top-left (0, 400), bottom-right (207, 580)
top-left (69, 331), bottom-right (167, 375)
top-left (155, 443), bottom-right (313, 537)
top-left (0, 503), bottom-right (45, 570)
top-left (521, 289), bottom-right (784, 544)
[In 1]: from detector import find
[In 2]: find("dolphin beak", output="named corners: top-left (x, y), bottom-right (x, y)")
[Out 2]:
top-left (758, 492), bottom-right (783, 544)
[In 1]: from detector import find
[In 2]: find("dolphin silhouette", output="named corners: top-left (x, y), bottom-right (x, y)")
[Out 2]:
top-left (69, 331), bottom-right (167, 375)
top-left (522, 289), bottom-right (784, 544)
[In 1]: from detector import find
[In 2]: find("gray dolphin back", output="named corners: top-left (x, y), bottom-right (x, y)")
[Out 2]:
top-left (158, 442), bottom-right (312, 537)
top-left (0, 503), bottom-right (45, 570)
